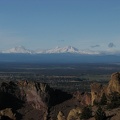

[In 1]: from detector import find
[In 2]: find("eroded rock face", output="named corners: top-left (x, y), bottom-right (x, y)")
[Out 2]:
top-left (90, 83), bottom-right (104, 105)
top-left (57, 111), bottom-right (65, 120)
top-left (0, 81), bottom-right (52, 120)
top-left (0, 80), bottom-right (72, 120)
top-left (0, 72), bottom-right (119, 119)
top-left (107, 72), bottom-right (120, 94)
top-left (90, 72), bottom-right (120, 105)
top-left (18, 81), bottom-right (48, 120)
top-left (73, 91), bottom-right (91, 106)
top-left (18, 81), bottom-right (49, 110)
top-left (0, 108), bottom-right (16, 120)
top-left (81, 93), bottom-right (91, 106)
top-left (67, 107), bottom-right (81, 120)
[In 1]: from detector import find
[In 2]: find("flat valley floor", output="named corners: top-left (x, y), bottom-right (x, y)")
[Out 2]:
top-left (0, 62), bottom-right (120, 92)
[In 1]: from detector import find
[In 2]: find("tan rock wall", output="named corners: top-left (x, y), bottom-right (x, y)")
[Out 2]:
top-left (90, 83), bottom-right (103, 105)
top-left (67, 107), bottom-right (81, 120)
top-left (107, 72), bottom-right (120, 94)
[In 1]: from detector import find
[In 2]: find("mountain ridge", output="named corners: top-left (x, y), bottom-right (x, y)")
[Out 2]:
top-left (1, 46), bottom-right (34, 54)
top-left (0, 46), bottom-right (101, 55)
top-left (1, 46), bottom-right (120, 56)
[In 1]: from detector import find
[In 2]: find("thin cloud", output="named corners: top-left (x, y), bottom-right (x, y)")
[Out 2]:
top-left (60, 40), bottom-right (65, 42)
top-left (91, 45), bottom-right (100, 48)
top-left (108, 42), bottom-right (115, 48)
top-left (58, 39), bottom-right (65, 42)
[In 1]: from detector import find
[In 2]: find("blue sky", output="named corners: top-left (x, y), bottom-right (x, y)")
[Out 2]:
top-left (0, 0), bottom-right (120, 51)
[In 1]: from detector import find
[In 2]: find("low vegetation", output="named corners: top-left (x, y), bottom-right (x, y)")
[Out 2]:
top-left (107, 92), bottom-right (120, 109)
top-left (80, 106), bottom-right (92, 119)
top-left (94, 106), bottom-right (106, 120)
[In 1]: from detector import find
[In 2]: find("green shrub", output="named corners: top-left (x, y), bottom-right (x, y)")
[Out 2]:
top-left (93, 100), bottom-right (100, 106)
top-left (107, 92), bottom-right (120, 109)
top-left (100, 93), bottom-right (107, 105)
top-left (94, 106), bottom-right (106, 120)
top-left (93, 93), bottom-right (107, 106)
top-left (80, 106), bottom-right (92, 119)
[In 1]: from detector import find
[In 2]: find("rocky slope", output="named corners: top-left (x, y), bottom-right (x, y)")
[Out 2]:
top-left (0, 72), bottom-right (120, 120)
top-left (0, 81), bottom-right (72, 120)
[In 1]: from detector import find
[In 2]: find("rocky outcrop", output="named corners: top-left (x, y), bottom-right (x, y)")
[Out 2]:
top-left (56, 107), bottom-right (82, 120)
top-left (73, 91), bottom-right (91, 105)
top-left (91, 72), bottom-right (120, 105)
top-left (107, 72), bottom-right (120, 94)
top-left (0, 81), bottom-right (49, 120)
top-left (67, 107), bottom-right (81, 120)
top-left (0, 80), bottom-right (72, 120)
top-left (57, 111), bottom-right (65, 120)
top-left (0, 108), bottom-right (16, 120)
top-left (0, 72), bottom-right (119, 119)
top-left (90, 83), bottom-right (104, 105)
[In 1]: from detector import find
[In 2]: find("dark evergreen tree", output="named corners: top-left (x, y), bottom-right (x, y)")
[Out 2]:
top-left (80, 106), bottom-right (92, 119)
top-left (100, 93), bottom-right (107, 105)
top-left (107, 92), bottom-right (120, 109)
top-left (94, 106), bottom-right (106, 120)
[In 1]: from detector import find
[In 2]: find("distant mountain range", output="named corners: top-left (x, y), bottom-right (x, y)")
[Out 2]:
top-left (1, 46), bottom-right (33, 54)
top-left (0, 46), bottom-right (120, 63)
top-left (1, 46), bottom-right (119, 55)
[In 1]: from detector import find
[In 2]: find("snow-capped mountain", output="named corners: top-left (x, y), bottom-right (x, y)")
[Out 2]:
top-left (1, 46), bottom-right (120, 64)
top-left (1, 46), bottom-right (33, 54)
top-left (0, 46), bottom-right (103, 55)
top-left (39, 46), bottom-right (80, 54)
top-left (47, 46), bottom-right (78, 53)
top-left (36, 46), bottom-right (100, 54)
top-left (49, 46), bottom-right (101, 55)
top-left (1, 46), bottom-right (120, 55)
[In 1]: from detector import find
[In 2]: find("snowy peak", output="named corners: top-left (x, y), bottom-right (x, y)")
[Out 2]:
top-left (45, 46), bottom-right (79, 53)
top-left (63, 46), bottom-right (79, 53)
top-left (1, 46), bottom-right (101, 55)
top-left (35, 46), bottom-right (80, 54)
top-left (2, 46), bottom-right (120, 55)
top-left (2, 46), bottom-right (33, 54)
top-left (43, 46), bottom-right (100, 55)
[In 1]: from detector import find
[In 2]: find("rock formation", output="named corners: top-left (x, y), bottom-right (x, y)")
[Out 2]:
top-left (57, 111), bottom-right (65, 120)
top-left (90, 83), bottom-right (104, 105)
top-left (91, 72), bottom-right (120, 105)
top-left (73, 91), bottom-right (91, 105)
top-left (0, 81), bottom-right (49, 120)
top-left (67, 107), bottom-right (81, 120)
top-left (107, 72), bottom-right (120, 94)
top-left (0, 108), bottom-right (16, 120)
top-left (0, 72), bottom-right (120, 120)
top-left (0, 80), bottom-right (72, 120)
